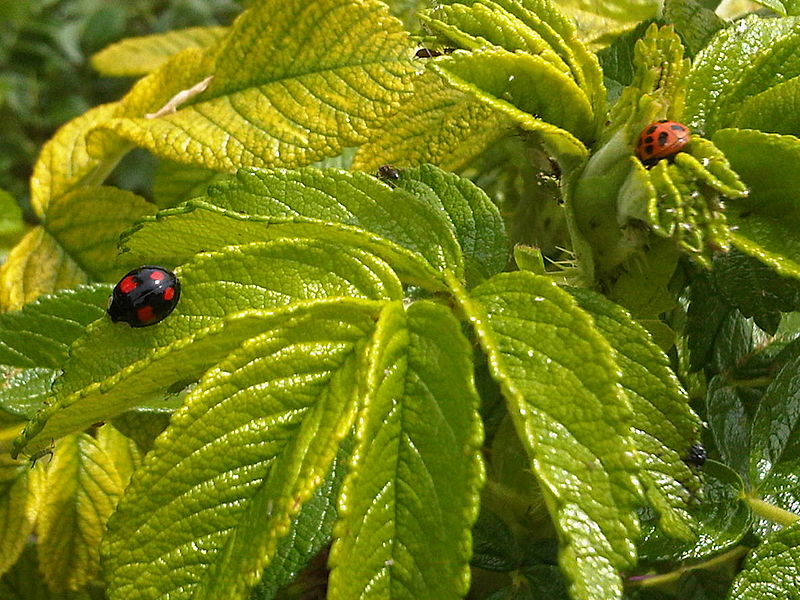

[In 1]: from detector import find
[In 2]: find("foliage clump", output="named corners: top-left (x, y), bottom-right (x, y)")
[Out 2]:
top-left (2, 1), bottom-right (800, 600)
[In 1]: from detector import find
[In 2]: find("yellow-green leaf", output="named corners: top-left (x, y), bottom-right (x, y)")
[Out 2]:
top-left (435, 47), bottom-right (595, 142)
top-left (329, 302), bottom-right (484, 599)
top-left (36, 433), bottom-right (128, 591)
top-left (0, 229), bottom-right (88, 311)
top-left (453, 271), bottom-right (640, 600)
top-left (430, 60), bottom-right (588, 169)
top-left (0, 187), bottom-right (155, 309)
top-left (91, 26), bottom-right (228, 77)
top-left (96, 425), bottom-right (143, 487)
top-left (99, 0), bottom-right (417, 172)
top-left (0, 454), bottom-right (44, 578)
top-left (30, 103), bottom-right (130, 218)
top-left (556, 0), bottom-right (659, 48)
top-left (352, 69), bottom-right (514, 172)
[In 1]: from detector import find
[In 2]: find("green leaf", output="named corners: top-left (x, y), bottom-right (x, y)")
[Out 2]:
top-left (750, 0), bottom-right (789, 15)
top-left (36, 433), bottom-right (129, 591)
top-left (0, 189), bottom-right (24, 250)
top-left (0, 283), bottom-right (110, 418)
top-left (713, 250), bottom-right (800, 327)
top-left (0, 368), bottom-right (57, 421)
top-left (0, 285), bottom-right (110, 370)
top-left (706, 375), bottom-right (758, 482)
top-left (571, 288), bottom-right (702, 540)
top-left (713, 129), bottom-right (800, 279)
top-left (109, 411), bottom-right (170, 454)
top-left (455, 271), bottom-right (640, 600)
top-left (328, 301), bottom-right (484, 599)
top-left (597, 20), bottom-right (653, 90)
top-left (434, 47), bottom-right (595, 142)
top-left (0, 456), bottom-right (43, 579)
top-left (0, 543), bottom-right (93, 600)
top-left (750, 354), bottom-right (800, 493)
top-left (14, 239), bottom-right (401, 455)
top-left (638, 461), bottom-right (752, 562)
top-left (729, 519), bottom-right (800, 598)
top-left (664, 0), bottom-right (723, 57)
top-left (394, 164), bottom-right (508, 286)
top-left (606, 240), bottom-right (681, 349)
top-left (686, 271), bottom-right (733, 372)
top-left (99, 0), bottom-right (416, 172)
top-left (714, 129), bottom-right (800, 221)
top-left (734, 74), bottom-right (800, 136)
top-left (685, 15), bottom-right (800, 133)
top-left (251, 442), bottom-right (351, 599)
top-left (707, 23), bottom-right (800, 134)
top-left (470, 509), bottom-right (519, 572)
top-left (152, 160), bottom-right (230, 209)
top-left (123, 167), bottom-right (465, 289)
top-left (103, 301), bottom-right (379, 600)
top-left (351, 69), bottom-right (515, 173)
top-left (90, 26), bottom-right (228, 77)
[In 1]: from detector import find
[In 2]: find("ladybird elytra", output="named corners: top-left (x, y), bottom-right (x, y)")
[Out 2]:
top-left (636, 120), bottom-right (691, 166)
top-left (107, 266), bottom-right (181, 327)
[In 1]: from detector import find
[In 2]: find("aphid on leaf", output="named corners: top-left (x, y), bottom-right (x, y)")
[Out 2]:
top-left (28, 439), bottom-right (55, 468)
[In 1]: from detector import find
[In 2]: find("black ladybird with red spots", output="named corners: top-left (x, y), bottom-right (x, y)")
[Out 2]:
top-left (636, 120), bottom-right (691, 166)
top-left (107, 266), bottom-right (181, 327)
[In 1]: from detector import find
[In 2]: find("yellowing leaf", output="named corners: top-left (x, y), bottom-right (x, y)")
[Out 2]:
top-left (99, 0), bottom-right (417, 172)
top-left (91, 26), bottom-right (228, 77)
top-left (0, 188), bottom-right (155, 310)
top-left (36, 434), bottom-right (129, 591)
top-left (0, 229), bottom-right (88, 311)
top-left (30, 104), bottom-right (130, 217)
top-left (0, 454), bottom-right (44, 578)
top-left (352, 69), bottom-right (514, 172)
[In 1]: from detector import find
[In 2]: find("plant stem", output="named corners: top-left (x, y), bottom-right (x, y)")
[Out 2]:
top-left (627, 545), bottom-right (749, 588)
top-left (746, 495), bottom-right (800, 526)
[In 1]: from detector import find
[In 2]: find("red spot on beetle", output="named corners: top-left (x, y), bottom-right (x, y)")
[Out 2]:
top-left (119, 276), bottom-right (137, 294)
top-left (136, 305), bottom-right (156, 323)
top-left (163, 287), bottom-right (175, 301)
top-left (149, 271), bottom-right (165, 281)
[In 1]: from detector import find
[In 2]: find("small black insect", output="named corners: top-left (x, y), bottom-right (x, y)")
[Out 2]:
top-left (415, 48), bottom-right (442, 58)
top-left (684, 443), bottom-right (707, 467)
top-left (376, 165), bottom-right (402, 182)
